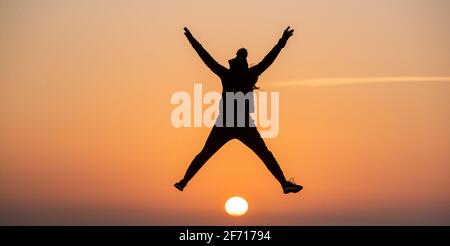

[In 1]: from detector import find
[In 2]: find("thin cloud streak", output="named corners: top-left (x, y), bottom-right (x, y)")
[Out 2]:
top-left (266, 76), bottom-right (450, 87)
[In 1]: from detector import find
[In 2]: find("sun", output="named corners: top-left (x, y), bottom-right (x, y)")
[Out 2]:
top-left (225, 196), bottom-right (248, 216)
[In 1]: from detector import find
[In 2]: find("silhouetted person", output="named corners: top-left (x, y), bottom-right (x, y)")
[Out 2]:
top-left (175, 27), bottom-right (302, 194)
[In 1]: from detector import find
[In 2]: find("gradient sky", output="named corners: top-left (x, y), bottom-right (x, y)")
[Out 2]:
top-left (1, 0), bottom-right (449, 225)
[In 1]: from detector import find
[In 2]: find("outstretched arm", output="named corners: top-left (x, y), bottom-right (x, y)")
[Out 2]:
top-left (251, 27), bottom-right (294, 76)
top-left (184, 27), bottom-right (227, 77)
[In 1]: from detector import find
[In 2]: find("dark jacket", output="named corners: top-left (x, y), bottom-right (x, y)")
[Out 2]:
top-left (186, 35), bottom-right (286, 127)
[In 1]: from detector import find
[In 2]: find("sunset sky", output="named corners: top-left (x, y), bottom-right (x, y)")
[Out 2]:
top-left (1, 0), bottom-right (449, 225)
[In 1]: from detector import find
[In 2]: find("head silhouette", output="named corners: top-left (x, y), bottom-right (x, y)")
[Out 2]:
top-left (236, 48), bottom-right (247, 59)
top-left (229, 48), bottom-right (248, 71)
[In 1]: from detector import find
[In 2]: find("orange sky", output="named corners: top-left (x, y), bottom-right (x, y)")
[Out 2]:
top-left (0, 0), bottom-right (449, 225)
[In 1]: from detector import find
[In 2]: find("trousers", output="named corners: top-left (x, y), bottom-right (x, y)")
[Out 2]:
top-left (182, 126), bottom-right (286, 185)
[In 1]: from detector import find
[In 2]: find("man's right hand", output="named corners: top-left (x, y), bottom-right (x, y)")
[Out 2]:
top-left (184, 27), bottom-right (194, 39)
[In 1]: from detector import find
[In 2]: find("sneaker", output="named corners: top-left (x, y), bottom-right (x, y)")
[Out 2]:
top-left (283, 178), bottom-right (303, 194)
top-left (174, 181), bottom-right (187, 191)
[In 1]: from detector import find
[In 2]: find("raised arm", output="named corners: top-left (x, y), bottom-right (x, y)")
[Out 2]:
top-left (251, 27), bottom-right (294, 76)
top-left (184, 27), bottom-right (227, 77)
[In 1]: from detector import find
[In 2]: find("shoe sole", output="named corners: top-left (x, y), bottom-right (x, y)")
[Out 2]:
top-left (283, 186), bottom-right (303, 194)
top-left (174, 184), bottom-right (184, 191)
